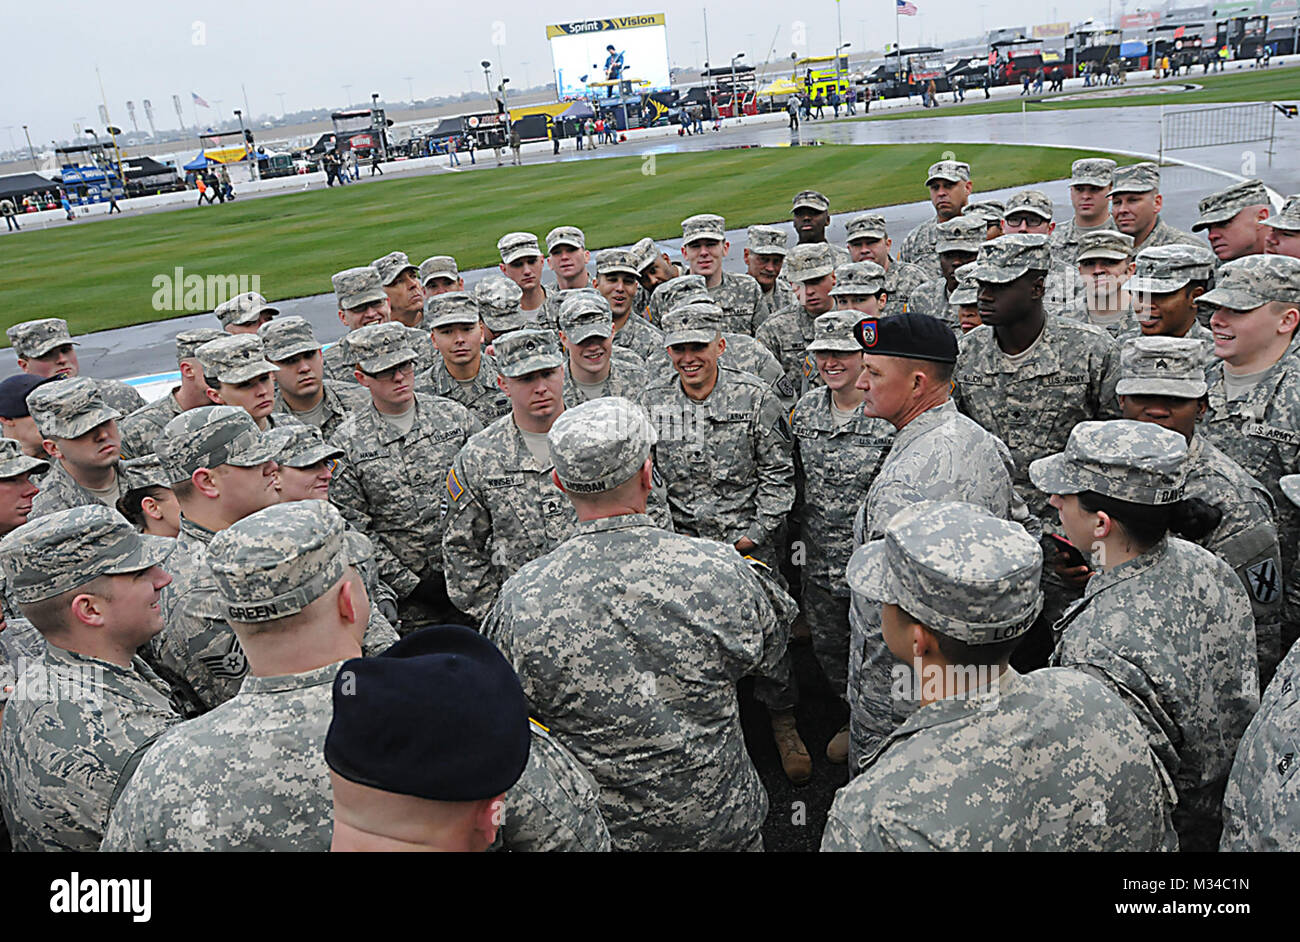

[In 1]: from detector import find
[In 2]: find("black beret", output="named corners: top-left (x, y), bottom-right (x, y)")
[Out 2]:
top-left (854, 313), bottom-right (958, 364)
top-left (0, 374), bottom-right (54, 419)
top-left (324, 625), bottom-right (531, 802)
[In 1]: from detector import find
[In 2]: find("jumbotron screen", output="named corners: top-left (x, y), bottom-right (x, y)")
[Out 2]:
top-left (547, 14), bottom-right (671, 99)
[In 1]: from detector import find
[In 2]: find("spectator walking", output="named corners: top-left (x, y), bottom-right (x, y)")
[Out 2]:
top-left (787, 95), bottom-right (799, 130)
top-left (2, 197), bottom-right (21, 231)
top-left (448, 135), bottom-right (461, 167)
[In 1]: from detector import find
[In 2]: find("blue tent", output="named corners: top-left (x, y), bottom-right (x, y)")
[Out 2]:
top-left (183, 151), bottom-right (209, 171)
top-left (1120, 40), bottom-right (1148, 58)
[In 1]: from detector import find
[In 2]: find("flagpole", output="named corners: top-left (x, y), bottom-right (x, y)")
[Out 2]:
top-left (896, 5), bottom-right (902, 85)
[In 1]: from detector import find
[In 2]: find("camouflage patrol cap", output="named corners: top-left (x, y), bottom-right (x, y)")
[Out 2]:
top-left (333, 267), bottom-right (387, 310)
top-left (346, 323), bottom-right (418, 374)
top-left (806, 311), bottom-right (865, 354)
top-left (1280, 474), bottom-right (1300, 507)
top-left (176, 327), bottom-right (224, 363)
top-left (0, 438), bottom-right (48, 480)
top-left (971, 234), bottom-right (1051, 284)
top-left (1192, 179), bottom-right (1270, 232)
top-left (631, 237), bottom-right (661, 272)
top-left (119, 453), bottom-right (170, 489)
top-left (263, 423), bottom-right (344, 469)
top-left (497, 231), bottom-right (543, 265)
top-left (846, 500), bottom-right (1042, 645)
top-left (595, 248), bottom-right (641, 277)
top-left (1128, 245), bottom-right (1217, 295)
top-left (27, 377), bottom-right (121, 440)
top-left (549, 396), bottom-right (657, 493)
top-left (473, 276), bottom-right (527, 334)
top-left (681, 213), bottom-right (726, 246)
top-left (418, 255), bottom-right (460, 286)
top-left (558, 291), bottom-right (614, 343)
top-left (925, 160), bottom-right (971, 185)
top-left (1070, 158), bottom-right (1117, 188)
top-left (1198, 255), bottom-right (1300, 310)
top-left (1030, 419), bottom-right (1188, 505)
top-left (962, 200), bottom-right (1006, 226)
top-left (785, 243), bottom-right (839, 283)
top-left (154, 405), bottom-right (283, 483)
top-left (935, 216), bottom-right (987, 254)
top-left (494, 328), bottom-right (564, 377)
top-left (746, 225), bottom-right (788, 256)
top-left (1003, 189), bottom-right (1054, 221)
top-left (1116, 336), bottom-right (1208, 399)
top-left (828, 261), bottom-right (886, 297)
top-left (208, 501), bottom-right (371, 623)
top-left (424, 292), bottom-right (481, 330)
top-left (546, 226), bottom-right (586, 252)
top-left (1110, 162), bottom-right (1160, 195)
top-left (6, 318), bottom-right (78, 359)
top-left (371, 250), bottom-right (418, 286)
top-left (949, 262), bottom-right (980, 306)
top-left (196, 334), bottom-right (277, 385)
top-left (655, 274), bottom-right (710, 312)
top-left (792, 189), bottom-right (830, 213)
top-left (1076, 230), bottom-right (1135, 263)
top-left (258, 316), bottom-right (320, 362)
top-left (662, 303), bottom-right (724, 347)
top-left (845, 213), bottom-right (888, 242)
top-left (0, 504), bottom-right (172, 604)
top-left (213, 292), bottom-right (279, 328)
top-left (1261, 194), bottom-right (1300, 233)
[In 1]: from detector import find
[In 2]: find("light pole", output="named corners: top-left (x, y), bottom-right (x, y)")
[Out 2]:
top-left (481, 60), bottom-right (493, 98)
top-left (235, 108), bottom-right (255, 180)
top-left (276, 92), bottom-right (287, 119)
top-left (837, 42), bottom-right (851, 98)
top-left (342, 85), bottom-right (352, 108)
top-left (730, 52), bottom-right (744, 119)
top-left (495, 45), bottom-right (511, 137)
top-left (22, 125), bottom-right (37, 170)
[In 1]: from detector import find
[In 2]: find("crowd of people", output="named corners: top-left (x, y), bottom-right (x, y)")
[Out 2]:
top-left (0, 154), bottom-right (1298, 853)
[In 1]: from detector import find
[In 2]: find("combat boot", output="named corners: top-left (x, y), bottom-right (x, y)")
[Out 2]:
top-left (826, 724), bottom-right (849, 764)
top-left (771, 710), bottom-right (812, 784)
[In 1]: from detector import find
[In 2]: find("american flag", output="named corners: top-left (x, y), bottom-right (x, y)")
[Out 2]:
top-left (192, 92), bottom-right (210, 108)
top-left (897, 0), bottom-right (918, 15)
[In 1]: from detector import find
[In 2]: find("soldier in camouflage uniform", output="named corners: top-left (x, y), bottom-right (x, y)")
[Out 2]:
top-left (830, 261), bottom-right (889, 319)
top-left (949, 262), bottom-right (983, 333)
top-left (745, 225), bottom-right (796, 328)
top-left (961, 198), bottom-right (1005, 241)
top-left (632, 236), bottom-right (684, 319)
top-left (498, 718), bottom-right (611, 852)
top-left (328, 323), bottom-right (481, 630)
top-left (845, 213), bottom-right (929, 315)
top-left (644, 306), bottom-right (807, 781)
top-left (6, 317), bottom-right (145, 416)
top-left (898, 160), bottom-right (973, 280)
top-left (904, 215), bottom-right (984, 321)
top-left (418, 254), bottom-right (464, 295)
top-left (26, 377), bottom-right (141, 519)
top-left (196, 333), bottom-right (294, 431)
top-left (148, 406), bottom-right (286, 714)
top-left (497, 232), bottom-right (556, 329)
top-left (102, 501), bottom-right (379, 851)
top-left (1111, 162), bottom-right (1202, 255)
top-left (791, 311), bottom-right (895, 763)
top-left (372, 250), bottom-right (426, 327)
top-left (0, 505), bottom-right (180, 851)
top-left (119, 328), bottom-right (223, 459)
top-left (595, 248), bottom-right (667, 366)
top-left (0, 439), bottom-right (49, 743)
top-left (546, 226), bottom-right (594, 294)
top-left (1048, 158), bottom-right (1118, 267)
top-left (1192, 178), bottom-right (1271, 263)
top-left (848, 313), bottom-right (1023, 769)
top-left (1000, 189), bottom-right (1086, 313)
top-left (646, 214), bottom-right (762, 334)
top-left (474, 275), bottom-right (529, 342)
top-left (953, 234), bottom-right (1120, 667)
top-left (1033, 419), bottom-right (1260, 851)
top-left (483, 397), bottom-right (795, 850)
top-left (323, 266), bottom-right (393, 383)
top-left (558, 290), bottom-right (647, 406)
top-left (1061, 230), bottom-right (1140, 337)
top-left (1262, 193), bottom-right (1300, 259)
top-left (1121, 244), bottom-right (1218, 360)
top-left (261, 316), bottom-right (367, 439)
top-left (755, 243), bottom-right (841, 404)
top-left (415, 292), bottom-right (511, 424)
top-left (212, 291), bottom-right (277, 335)
top-left (1118, 336), bottom-right (1285, 684)
top-left (825, 500), bottom-right (1176, 852)
top-left (116, 453), bottom-right (180, 538)
top-left (1220, 473), bottom-right (1300, 850)
top-left (790, 190), bottom-right (850, 266)
top-left (1200, 255), bottom-right (1300, 655)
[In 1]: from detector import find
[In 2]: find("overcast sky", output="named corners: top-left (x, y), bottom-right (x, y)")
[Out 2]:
top-left (6, 0), bottom-right (1113, 148)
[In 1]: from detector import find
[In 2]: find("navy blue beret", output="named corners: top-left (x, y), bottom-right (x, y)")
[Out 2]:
top-left (0, 374), bottom-right (54, 418)
top-left (855, 313), bottom-right (958, 364)
top-left (325, 625), bottom-right (531, 802)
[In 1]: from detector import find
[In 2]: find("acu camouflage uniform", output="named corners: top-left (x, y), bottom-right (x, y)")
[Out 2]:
top-left (416, 351), bottom-right (512, 425)
top-left (1048, 158), bottom-right (1119, 266)
top-left (272, 380), bottom-right (367, 441)
top-left (898, 160), bottom-right (972, 280)
top-left (1111, 162), bottom-right (1201, 255)
top-left (647, 271), bottom-right (764, 336)
top-left (498, 720), bottom-right (611, 852)
top-left (119, 329), bottom-right (222, 459)
top-left (756, 244), bottom-right (843, 403)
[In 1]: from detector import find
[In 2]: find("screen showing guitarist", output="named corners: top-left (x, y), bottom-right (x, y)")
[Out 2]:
top-left (604, 44), bottom-right (625, 95)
